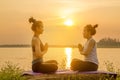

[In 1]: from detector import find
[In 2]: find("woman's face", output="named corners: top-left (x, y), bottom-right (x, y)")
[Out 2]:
top-left (36, 23), bottom-right (44, 34)
top-left (83, 27), bottom-right (90, 39)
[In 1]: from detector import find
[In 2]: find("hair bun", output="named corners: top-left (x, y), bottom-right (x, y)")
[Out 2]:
top-left (93, 24), bottom-right (98, 28)
top-left (29, 17), bottom-right (36, 23)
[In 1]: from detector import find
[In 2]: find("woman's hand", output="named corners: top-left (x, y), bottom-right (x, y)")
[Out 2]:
top-left (78, 43), bottom-right (83, 52)
top-left (44, 43), bottom-right (48, 53)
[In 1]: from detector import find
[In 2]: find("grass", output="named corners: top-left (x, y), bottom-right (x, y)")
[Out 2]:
top-left (104, 61), bottom-right (120, 80)
top-left (0, 61), bottom-right (27, 80)
top-left (0, 61), bottom-right (120, 80)
top-left (59, 57), bottom-right (67, 70)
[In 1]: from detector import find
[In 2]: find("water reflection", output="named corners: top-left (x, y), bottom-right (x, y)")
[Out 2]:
top-left (65, 48), bottom-right (72, 69)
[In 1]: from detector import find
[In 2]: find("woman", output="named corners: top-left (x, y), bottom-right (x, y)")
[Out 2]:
top-left (29, 17), bottom-right (58, 73)
top-left (70, 24), bottom-right (99, 71)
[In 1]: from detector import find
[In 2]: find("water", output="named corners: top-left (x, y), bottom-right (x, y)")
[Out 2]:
top-left (0, 47), bottom-right (120, 71)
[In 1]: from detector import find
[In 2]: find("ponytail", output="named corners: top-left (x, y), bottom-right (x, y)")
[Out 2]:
top-left (91, 24), bottom-right (98, 35)
top-left (93, 24), bottom-right (98, 29)
top-left (29, 17), bottom-right (36, 23)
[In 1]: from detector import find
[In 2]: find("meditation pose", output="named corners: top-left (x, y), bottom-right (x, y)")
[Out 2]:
top-left (70, 24), bottom-right (99, 71)
top-left (29, 17), bottom-right (58, 73)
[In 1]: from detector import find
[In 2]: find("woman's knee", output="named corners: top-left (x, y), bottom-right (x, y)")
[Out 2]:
top-left (51, 64), bottom-right (58, 71)
top-left (70, 59), bottom-right (83, 71)
top-left (44, 63), bottom-right (58, 71)
top-left (71, 59), bottom-right (81, 65)
top-left (70, 60), bottom-right (77, 70)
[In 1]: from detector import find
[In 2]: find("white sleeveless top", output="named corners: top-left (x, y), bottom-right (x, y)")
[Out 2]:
top-left (83, 38), bottom-right (99, 65)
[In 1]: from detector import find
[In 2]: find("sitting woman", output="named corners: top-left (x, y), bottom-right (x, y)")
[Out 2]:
top-left (29, 17), bottom-right (58, 73)
top-left (70, 24), bottom-right (99, 71)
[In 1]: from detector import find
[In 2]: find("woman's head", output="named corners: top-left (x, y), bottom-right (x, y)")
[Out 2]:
top-left (29, 17), bottom-right (44, 34)
top-left (83, 24), bottom-right (98, 39)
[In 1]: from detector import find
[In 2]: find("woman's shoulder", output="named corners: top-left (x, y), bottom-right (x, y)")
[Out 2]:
top-left (32, 37), bottom-right (40, 43)
top-left (89, 38), bottom-right (96, 44)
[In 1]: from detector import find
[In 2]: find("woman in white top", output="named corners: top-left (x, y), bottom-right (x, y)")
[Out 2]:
top-left (70, 24), bottom-right (99, 71)
top-left (29, 17), bottom-right (58, 73)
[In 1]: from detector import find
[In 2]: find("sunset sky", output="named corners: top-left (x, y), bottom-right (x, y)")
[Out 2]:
top-left (0, 0), bottom-right (120, 45)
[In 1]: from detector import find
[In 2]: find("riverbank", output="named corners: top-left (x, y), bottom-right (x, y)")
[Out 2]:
top-left (0, 62), bottom-right (120, 80)
top-left (24, 74), bottom-right (117, 80)
top-left (22, 70), bottom-right (117, 80)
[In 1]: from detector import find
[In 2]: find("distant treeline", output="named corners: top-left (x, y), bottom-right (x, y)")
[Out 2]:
top-left (0, 38), bottom-right (120, 48)
top-left (97, 38), bottom-right (120, 48)
top-left (0, 44), bottom-right (31, 48)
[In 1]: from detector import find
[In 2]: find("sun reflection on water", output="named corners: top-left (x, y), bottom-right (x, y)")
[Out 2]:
top-left (65, 48), bottom-right (72, 69)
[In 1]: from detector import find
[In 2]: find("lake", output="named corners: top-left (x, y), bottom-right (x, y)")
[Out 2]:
top-left (0, 48), bottom-right (120, 71)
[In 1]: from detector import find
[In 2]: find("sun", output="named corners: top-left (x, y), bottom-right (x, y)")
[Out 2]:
top-left (64, 19), bottom-right (74, 26)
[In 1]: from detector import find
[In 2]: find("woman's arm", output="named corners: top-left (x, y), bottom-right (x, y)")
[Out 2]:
top-left (79, 39), bottom-right (95, 55)
top-left (78, 43), bottom-right (83, 52)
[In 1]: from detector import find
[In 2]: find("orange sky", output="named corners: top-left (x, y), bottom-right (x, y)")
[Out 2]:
top-left (0, 0), bottom-right (120, 45)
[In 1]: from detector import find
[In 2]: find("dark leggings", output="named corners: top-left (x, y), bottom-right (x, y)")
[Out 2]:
top-left (32, 60), bottom-right (58, 73)
top-left (70, 59), bottom-right (98, 72)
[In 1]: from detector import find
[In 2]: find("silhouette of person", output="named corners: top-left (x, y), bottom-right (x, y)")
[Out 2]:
top-left (29, 17), bottom-right (58, 73)
top-left (70, 24), bottom-right (99, 71)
